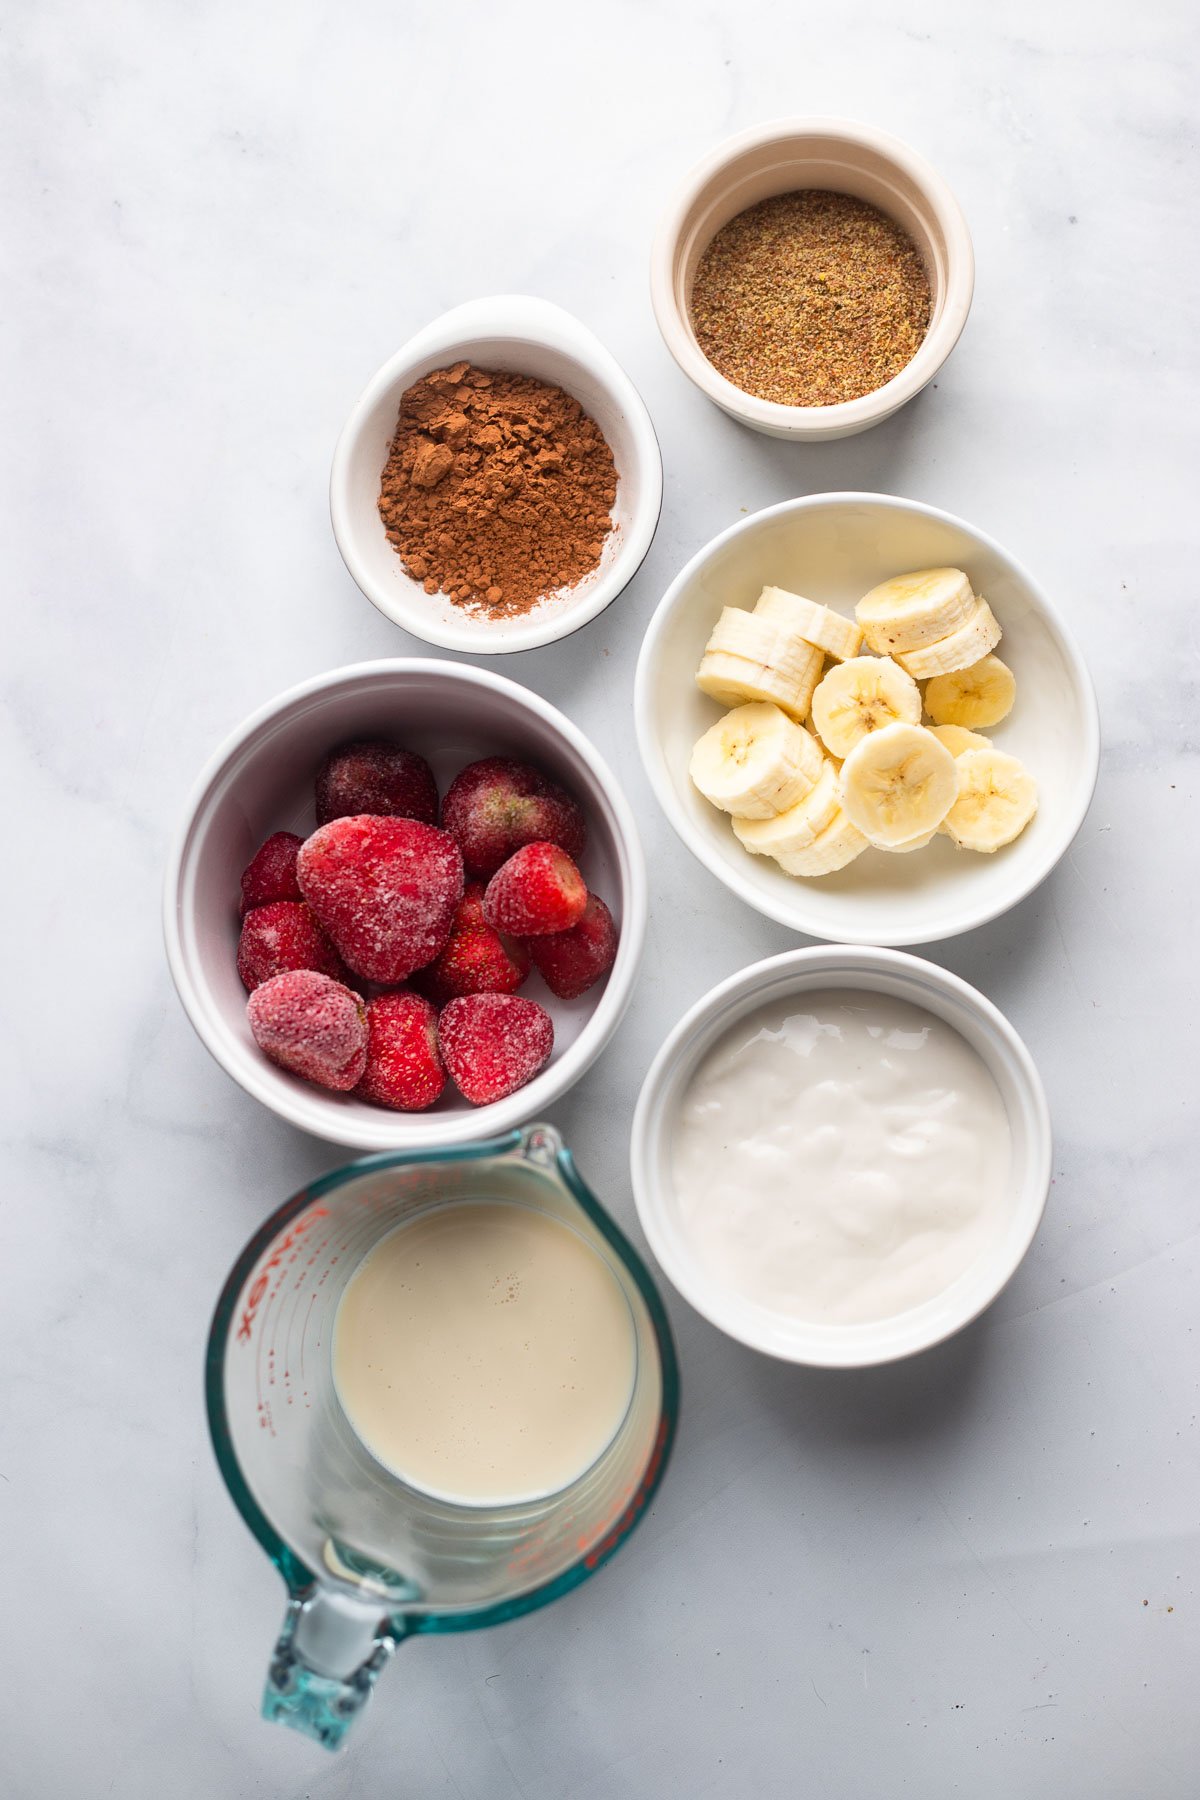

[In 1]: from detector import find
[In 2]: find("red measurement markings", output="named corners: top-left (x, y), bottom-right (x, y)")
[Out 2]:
top-left (583, 1420), bottom-right (669, 1571)
top-left (237, 1208), bottom-right (330, 1345)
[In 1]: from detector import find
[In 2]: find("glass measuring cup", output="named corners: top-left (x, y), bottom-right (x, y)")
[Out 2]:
top-left (206, 1124), bottom-right (679, 1749)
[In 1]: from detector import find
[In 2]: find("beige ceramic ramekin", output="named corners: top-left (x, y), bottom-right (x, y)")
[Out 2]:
top-left (651, 118), bottom-right (974, 441)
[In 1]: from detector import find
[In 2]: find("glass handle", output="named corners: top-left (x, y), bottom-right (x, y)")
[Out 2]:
top-left (262, 1589), bottom-right (399, 1750)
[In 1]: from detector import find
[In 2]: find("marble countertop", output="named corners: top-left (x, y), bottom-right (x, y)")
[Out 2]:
top-left (4, 2), bottom-right (1197, 1795)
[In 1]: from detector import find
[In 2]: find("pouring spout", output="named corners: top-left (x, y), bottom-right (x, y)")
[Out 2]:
top-left (263, 1590), bottom-right (399, 1750)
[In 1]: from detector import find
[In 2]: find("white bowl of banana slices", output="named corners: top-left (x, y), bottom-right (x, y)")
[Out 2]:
top-left (635, 494), bottom-right (1099, 947)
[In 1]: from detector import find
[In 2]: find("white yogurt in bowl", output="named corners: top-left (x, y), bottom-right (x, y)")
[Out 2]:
top-left (632, 947), bottom-right (1050, 1366)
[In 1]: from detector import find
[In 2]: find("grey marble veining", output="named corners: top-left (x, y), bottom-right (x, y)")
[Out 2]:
top-left (2, 1), bottom-right (1197, 1794)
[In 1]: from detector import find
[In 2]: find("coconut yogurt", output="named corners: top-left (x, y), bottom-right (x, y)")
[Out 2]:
top-left (670, 989), bottom-right (1011, 1326)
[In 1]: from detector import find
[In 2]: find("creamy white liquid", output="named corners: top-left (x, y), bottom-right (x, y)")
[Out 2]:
top-left (333, 1202), bottom-right (636, 1506)
top-left (671, 990), bottom-right (1011, 1325)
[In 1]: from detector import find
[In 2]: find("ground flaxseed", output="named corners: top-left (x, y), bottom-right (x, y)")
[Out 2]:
top-left (689, 190), bottom-right (932, 407)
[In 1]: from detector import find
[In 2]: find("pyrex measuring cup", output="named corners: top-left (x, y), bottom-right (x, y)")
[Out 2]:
top-left (206, 1124), bottom-right (679, 1749)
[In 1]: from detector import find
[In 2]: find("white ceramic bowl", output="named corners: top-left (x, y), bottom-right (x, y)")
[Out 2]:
top-left (651, 117), bottom-right (974, 440)
top-left (636, 493), bottom-right (1100, 947)
top-left (163, 661), bottom-right (647, 1150)
top-left (632, 946), bottom-right (1051, 1367)
top-left (330, 297), bottom-right (663, 654)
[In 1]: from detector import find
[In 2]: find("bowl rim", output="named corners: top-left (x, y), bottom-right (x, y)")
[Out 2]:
top-left (329, 294), bottom-right (664, 655)
top-left (162, 658), bottom-right (648, 1150)
top-left (630, 944), bottom-right (1053, 1367)
top-left (634, 490), bottom-right (1101, 947)
top-left (650, 115), bottom-right (975, 435)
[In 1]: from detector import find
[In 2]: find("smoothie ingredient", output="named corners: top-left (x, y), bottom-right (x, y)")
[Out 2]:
top-left (689, 565), bottom-right (1039, 878)
top-left (246, 969), bottom-right (368, 1091)
top-left (441, 756), bottom-right (587, 876)
top-left (775, 805), bottom-right (867, 877)
top-left (941, 749), bottom-right (1038, 852)
top-left (413, 883), bottom-right (531, 1002)
top-left (689, 191), bottom-right (932, 408)
top-left (925, 654), bottom-right (1017, 730)
top-left (528, 894), bottom-right (618, 1000)
top-left (483, 843), bottom-right (588, 937)
top-left (927, 723), bottom-right (993, 757)
top-left (438, 994), bottom-right (554, 1105)
top-left (689, 701), bottom-right (823, 819)
top-left (895, 600), bottom-right (1002, 679)
top-left (333, 1203), bottom-right (636, 1504)
top-left (670, 990), bottom-right (1011, 1325)
top-left (754, 585), bottom-right (863, 662)
top-left (297, 815), bottom-right (464, 983)
top-left (239, 831), bottom-right (303, 917)
top-left (732, 762), bottom-right (840, 856)
top-left (695, 607), bottom-right (824, 719)
top-left (840, 721), bottom-right (959, 846)
top-left (357, 991), bottom-right (446, 1111)
top-left (315, 740), bottom-right (438, 828)
top-left (378, 364), bottom-right (618, 620)
top-left (855, 567), bottom-right (977, 655)
top-left (810, 655), bottom-right (921, 758)
top-left (236, 900), bottom-right (348, 992)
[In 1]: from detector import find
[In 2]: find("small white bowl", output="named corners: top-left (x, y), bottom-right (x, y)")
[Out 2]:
top-left (651, 117), bottom-right (974, 440)
top-left (163, 660), bottom-right (647, 1151)
top-left (631, 946), bottom-right (1051, 1368)
top-left (635, 493), bottom-right (1100, 948)
top-left (330, 296), bottom-right (663, 654)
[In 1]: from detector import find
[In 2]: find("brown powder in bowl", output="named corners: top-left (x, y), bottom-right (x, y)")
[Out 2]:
top-left (689, 190), bottom-right (932, 407)
top-left (377, 363), bottom-right (619, 619)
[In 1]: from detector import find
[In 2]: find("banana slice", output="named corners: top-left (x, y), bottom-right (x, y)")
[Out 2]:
top-left (855, 567), bottom-right (977, 654)
top-left (732, 762), bottom-right (840, 856)
top-left (881, 829), bottom-right (938, 853)
top-left (840, 722), bottom-right (959, 846)
top-left (754, 586), bottom-right (863, 662)
top-left (696, 608), bottom-right (824, 720)
top-left (776, 807), bottom-right (867, 877)
top-left (810, 656), bottom-right (921, 759)
top-left (942, 749), bottom-right (1037, 852)
top-left (926, 723), bottom-right (993, 757)
top-left (895, 601), bottom-right (1002, 680)
top-left (689, 702), bottom-right (823, 820)
top-left (924, 653), bottom-right (1016, 729)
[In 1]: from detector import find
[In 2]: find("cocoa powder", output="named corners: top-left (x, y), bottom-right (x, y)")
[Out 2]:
top-left (377, 363), bottom-right (618, 619)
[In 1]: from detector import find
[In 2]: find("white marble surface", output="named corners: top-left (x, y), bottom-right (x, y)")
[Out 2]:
top-left (3, 2), bottom-right (1198, 1794)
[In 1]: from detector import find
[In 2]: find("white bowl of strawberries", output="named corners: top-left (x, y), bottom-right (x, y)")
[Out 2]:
top-left (164, 661), bottom-right (646, 1149)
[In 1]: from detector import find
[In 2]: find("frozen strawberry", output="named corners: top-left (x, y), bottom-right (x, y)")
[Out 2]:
top-left (527, 894), bottom-right (618, 999)
top-left (438, 994), bottom-right (554, 1106)
top-left (483, 842), bottom-right (587, 937)
top-left (357, 991), bottom-right (446, 1111)
top-left (315, 740), bottom-right (438, 828)
top-left (297, 815), bottom-right (463, 984)
top-left (441, 757), bottom-right (586, 876)
top-left (239, 831), bottom-right (303, 917)
top-left (247, 969), bottom-right (367, 1091)
top-left (412, 881), bottom-right (531, 1002)
top-left (236, 901), bottom-right (348, 992)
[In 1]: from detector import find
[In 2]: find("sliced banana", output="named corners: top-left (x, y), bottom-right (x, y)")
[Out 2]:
top-left (776, 807), bottom-right (867, 877)
top-left (689, 702), bottom-right (823, 820)
top-left (895, 601), bottom-right (1002, 680)
top-left (881, 829), bottom-right (939, 853)
top-left (810, 656), bottom-right (921, 759)
top-left (926, 723), bottom-right (993, 757)
top-left (855, 567), bottom-right (977, 654)
top-left (924, 653), bottom-right (1017, 729)
top-left (840, 722), bottom-right (959, 847)
top-left (942, 749), bottom-right (1037, 852)
top-left (755, 586), bottom-right (863, 662)
top-left (732, 762), bottom-right (840, 856)
top-left (696, 608), bottom-right (824, 720)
